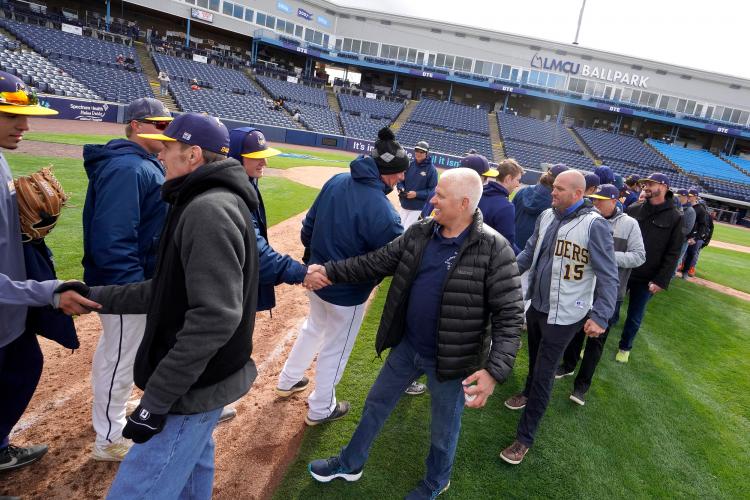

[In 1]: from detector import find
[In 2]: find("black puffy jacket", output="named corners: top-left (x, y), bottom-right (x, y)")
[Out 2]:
top-left (626, 191), bottom-right (683, 289)
top-left (325, 210), bottom-right (524, 382)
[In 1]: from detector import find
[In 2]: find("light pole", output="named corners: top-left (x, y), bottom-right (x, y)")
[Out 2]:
top-left (572, 0), bottom-right (587, 45)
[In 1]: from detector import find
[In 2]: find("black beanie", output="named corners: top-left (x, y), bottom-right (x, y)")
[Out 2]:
top-left (371, 127), bottom-right (409, 174)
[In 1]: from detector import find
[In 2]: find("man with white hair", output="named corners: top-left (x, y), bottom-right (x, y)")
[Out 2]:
top-left (501, 170), bottom-right (618, 465)
top-left (305, 168), bottom-right (524, 498)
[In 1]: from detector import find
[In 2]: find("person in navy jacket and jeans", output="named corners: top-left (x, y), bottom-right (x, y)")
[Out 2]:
top-left (397, 140), bottom-right (437, 228)
top-left (276, 127), bottom-right (407, 425)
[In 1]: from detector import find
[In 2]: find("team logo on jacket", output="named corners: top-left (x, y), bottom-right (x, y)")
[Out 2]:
top-left (420, 171), bottom-right (426, 176)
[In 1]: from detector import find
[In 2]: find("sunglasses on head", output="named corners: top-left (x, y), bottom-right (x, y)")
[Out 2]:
top-left (138, 119), bottom-right (170, 131)
top-left (0, 88), bottom-right (39, 106)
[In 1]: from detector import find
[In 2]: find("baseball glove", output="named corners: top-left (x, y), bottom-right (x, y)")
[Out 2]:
top-left (15, 167), bottom-right (69, 242)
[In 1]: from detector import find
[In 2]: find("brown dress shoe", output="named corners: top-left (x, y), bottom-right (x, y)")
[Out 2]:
top-left (500, 440), bottom-right (529, 465)
top-left (504, 393), bottom-right (528, 410)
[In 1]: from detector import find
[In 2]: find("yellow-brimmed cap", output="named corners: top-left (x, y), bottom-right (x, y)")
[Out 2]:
top-left (138, 133), bottom-right (175, 142)
top-left (142, 116), bottom-right (174, 122)
top-left (0, 103), bottom-right (58, 116)
top-left (482, 168), bottom-right (499, 178)
top-left (242, 146), bottom-right (281, 159)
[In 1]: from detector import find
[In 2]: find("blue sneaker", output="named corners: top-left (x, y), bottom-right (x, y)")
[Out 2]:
top-left (308, 456), bottom-right (363, 483)
top-left (405, 480), bottom-right (451, 499)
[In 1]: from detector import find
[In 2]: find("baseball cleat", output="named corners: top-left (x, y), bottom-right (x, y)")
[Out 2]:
top-left (275, 377), bottom-right (310, 398)
top-left (305, 401), bottom-right (350, 426)
top-left (92, 438), bottom-right (132, 462)
top-left (0, 444), bottom-right (48, 472)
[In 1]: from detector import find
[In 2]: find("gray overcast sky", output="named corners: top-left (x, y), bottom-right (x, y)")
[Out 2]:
top-left (331, 0), bottom-right (748, 80)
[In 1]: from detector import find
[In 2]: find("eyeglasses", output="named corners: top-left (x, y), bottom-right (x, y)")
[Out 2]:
top-left (0, 88), bottom-right (39, 106)
top-left (138, 120), bottom-right (170, 131)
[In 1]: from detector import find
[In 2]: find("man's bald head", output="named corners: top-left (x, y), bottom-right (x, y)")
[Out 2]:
top-left (551, 170), bottom-right (586, 210)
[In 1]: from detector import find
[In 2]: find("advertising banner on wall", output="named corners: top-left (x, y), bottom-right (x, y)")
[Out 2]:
top-left (192, 54), bottom-right (208, 64)
top-left (286, 75), bottom-right (299, 84)
top-left (40, 96), bottom-right (120, 122)
top-left (61, 23), bottom-right (82, 35)
top-left (344, 138), bottom-right (465, 168)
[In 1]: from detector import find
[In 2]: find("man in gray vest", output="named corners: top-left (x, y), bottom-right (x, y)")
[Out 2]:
top-left (501, 170), bottom-right (619, 465)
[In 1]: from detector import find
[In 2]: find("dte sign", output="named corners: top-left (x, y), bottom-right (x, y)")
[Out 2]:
top-left (717, 127), bottom-right (729, 134)
top-left (296, 47), bottom-right (308, 55)
top-left (422, 71), bottom-right (434, 78)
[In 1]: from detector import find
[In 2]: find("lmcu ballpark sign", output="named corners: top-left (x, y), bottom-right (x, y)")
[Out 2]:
top-left (530, 53), bottom-right (649, 88)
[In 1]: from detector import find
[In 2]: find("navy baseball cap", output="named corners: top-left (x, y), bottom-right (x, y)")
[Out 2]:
top-left (584, 173), bottom-right (600, 189)
top-left (461, 154), bottom-right (498, 177)
top-left (239, 129), bottom-right (280, 159)
top-left (588, 184), bottom-right (620, 200)
top-left (125, 97), bottom-right (172, 122)
top-left (639, 172), bottom-right (670, 187)
top-left (0, 70), bottom-right (57, 116)
top-left (594, 165), bottom-right (614, 185)
top-left (688, 186), bottom-right (701, 196)
top-left (548, 163), bottom-right (569, 177)
top-left (676, 188), bottom-right (689, 196)
top-left (139, 112), bottom-right (229, 154)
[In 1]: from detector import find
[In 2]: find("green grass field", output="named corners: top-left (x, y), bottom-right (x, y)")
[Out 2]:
top-left (275, 279), bottom-right (750, 499)
top-left (712, 223), bottom-right (750, 247)
top-left (5, 151), bottom-right (319, 280)
top-left (22, 132), bottom-right (356, 170)
top-left (694, 246), bottom-right (750, 293)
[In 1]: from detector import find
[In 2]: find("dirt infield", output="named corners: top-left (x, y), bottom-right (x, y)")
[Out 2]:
top-left (1, 214), bottom-right (327, 499)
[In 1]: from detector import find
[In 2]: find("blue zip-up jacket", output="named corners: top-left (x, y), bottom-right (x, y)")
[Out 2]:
top-left (623, 189), bottom-right (639, 208)
top-left (82, 139), bottom-right (167, 286)
top-left (229, 127), bottom-right (306, 311)
top-left (513, 183), bottom-right (552, 250)
top-left (302, 155), bottom-right (403, 306)
top-left (397, 155), bottom-right (438, 210)
top-left (1, 154), bottom-right (60, 348)
top-left (478, 182), bottom-right (519, 254)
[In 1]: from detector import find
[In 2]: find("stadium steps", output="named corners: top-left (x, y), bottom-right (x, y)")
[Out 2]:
top-left (326, 88), bottom-right (341, 113)
top-left (134, 42), bottom-right (177, 112)
top-left (390, 99), bottom-right (417, 132)
top-left (720, 156), bottom-right (750, 177)
top-left (568, 127), bottom-right (602, 165)
top-left (488, 112), bottom-right (505, 160)
top-left (0, 26), bottom-right (31, 52)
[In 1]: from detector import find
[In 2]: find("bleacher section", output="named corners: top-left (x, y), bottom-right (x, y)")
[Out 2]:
top-left (170, 84), bottom-right (300, 129)
top-left (0, 19), bottom-right (138, 67)
top-left (498, 113), bottom-right (592, 170)
top-left (337, 94), bottom-right (403, 120)
top-left (397, 121), bottom-right (493, 159)
top-left (255, 75), bottom-right (327, 107)
top-left (286, 102), bottom-right (341, 135)
top-left (340, 113), bottom-right (391, 140)
top-left (648, 140), bottom-right (750, 187)
top-left (152, 53), bottom-right (258, 92)
top-left (396, 99), bottom-right (493, 158)
top-left (410, 99), bottom-right (488, 135)
top-left (54, 59), bottom-right (151, 103)
top-left (0, 48), bottom-right (98, 99)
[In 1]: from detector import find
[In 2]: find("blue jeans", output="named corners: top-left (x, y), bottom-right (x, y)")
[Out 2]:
top-left (675, 240), bottom-right (689, 273)
top-left (619, 280), bottom-right (653, 351)
top-left (107, 407), bottom-right (223, 500)
top-left (339, 340), bottom-right (465, 492)
top-left (683, 239), bottom-right (704, 271)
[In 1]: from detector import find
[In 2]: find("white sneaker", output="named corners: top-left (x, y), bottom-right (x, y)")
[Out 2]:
top-left (92, 438), bottom-right (133, 462)
top-left (218, 406), bottom-right (237, 423)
